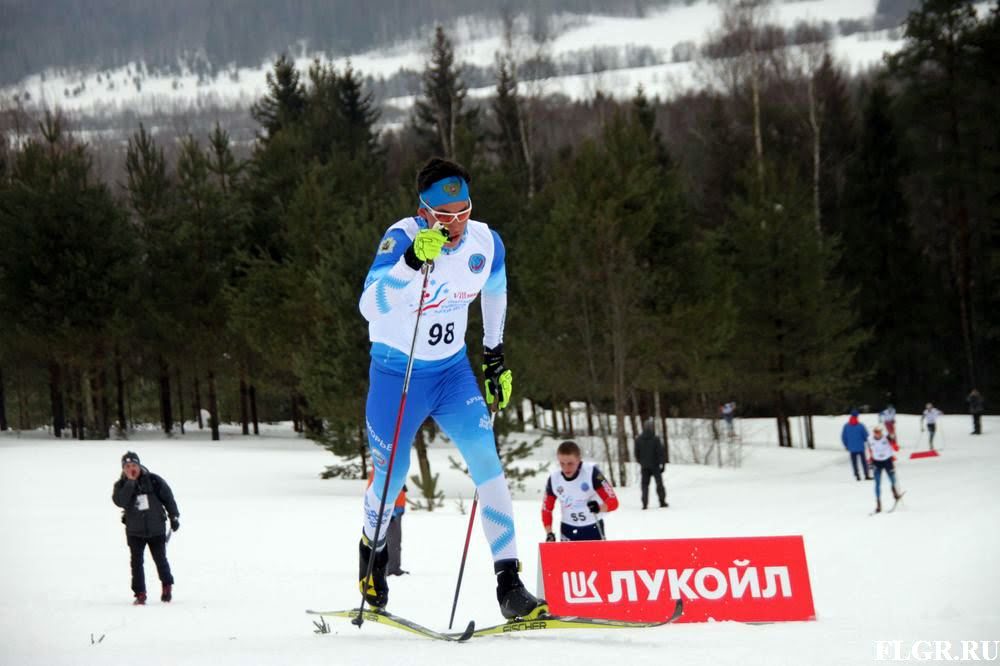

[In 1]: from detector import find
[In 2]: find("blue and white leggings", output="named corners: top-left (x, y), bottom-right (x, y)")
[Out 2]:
top-left (361, 357), bottom-right (518, 563)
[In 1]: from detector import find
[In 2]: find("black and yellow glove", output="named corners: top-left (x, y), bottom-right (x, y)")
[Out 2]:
top-left (482, 344), bottom-right (513, 410)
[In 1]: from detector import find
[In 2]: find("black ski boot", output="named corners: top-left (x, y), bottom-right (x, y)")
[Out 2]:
top-left (358, 537), bottom-right (389, 609)
top-left (495, 559), bottom-right (548, 620)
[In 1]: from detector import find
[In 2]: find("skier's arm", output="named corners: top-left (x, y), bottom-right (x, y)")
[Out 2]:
top-left (481, 231), bottom-right (508, 349)
top-left (592, 466), bottom-right (619, 513)
top-left (541, 478), bottom-right (556, 532)
top-left (359, 229), bottom-right (422, 322)
top-left (112, 477), bottom-right (136, 508)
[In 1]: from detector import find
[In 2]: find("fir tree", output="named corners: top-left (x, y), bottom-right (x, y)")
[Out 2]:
top-left (251, 54), bottom-right (307, 142)
top-left (413, 26), bottom-right (480, 161)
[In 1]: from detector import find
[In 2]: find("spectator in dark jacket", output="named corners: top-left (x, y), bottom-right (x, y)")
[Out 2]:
top-left (841, 409), bottom-right (871, 481)
top-left (112, 451), bottom-right (179, 605)
top-left (967, 389), bottom-right (984, 435)
top-left (634, 419), bottom-right (668, 509)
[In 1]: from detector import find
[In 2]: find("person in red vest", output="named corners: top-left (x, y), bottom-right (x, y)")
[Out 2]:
top-left (366, 471), bottom-right (408, 576)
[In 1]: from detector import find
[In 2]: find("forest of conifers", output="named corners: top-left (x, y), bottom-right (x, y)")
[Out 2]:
top-left (0, 1), bottom-right (996, 458)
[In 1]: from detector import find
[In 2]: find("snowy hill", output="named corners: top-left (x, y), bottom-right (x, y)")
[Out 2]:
top-left (1, 412), bottom-right (998, 665)
top-left (3, 0), bottom-right (904, 121)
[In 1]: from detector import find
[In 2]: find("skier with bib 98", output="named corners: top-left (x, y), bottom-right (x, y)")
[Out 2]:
top-left (356, 157), bottom-right (545, 621)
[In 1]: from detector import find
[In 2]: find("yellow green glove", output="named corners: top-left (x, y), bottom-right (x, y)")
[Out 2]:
top-left (404, 227), bottom-right (448, 267)
top-left (483, 345), bottom-right (513, 410)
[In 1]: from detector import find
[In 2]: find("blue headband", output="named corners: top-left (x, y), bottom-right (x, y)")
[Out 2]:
top-left (419, 176), bottom-right (470, 208)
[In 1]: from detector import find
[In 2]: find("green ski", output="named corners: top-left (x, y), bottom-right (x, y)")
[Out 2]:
top-left (307, 608), bottom-right (474, 642)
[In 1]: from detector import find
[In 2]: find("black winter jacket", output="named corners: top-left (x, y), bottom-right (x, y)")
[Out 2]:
top-left (634, 430), bottom-right (666, 470)
top-left (112, 467), bottom-right (179, 538)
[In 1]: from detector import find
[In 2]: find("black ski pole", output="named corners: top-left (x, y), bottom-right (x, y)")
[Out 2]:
top-left (354, 261), bottom-right (433, 628)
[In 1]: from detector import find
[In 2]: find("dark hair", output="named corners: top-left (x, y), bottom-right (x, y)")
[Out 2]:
top-left (416, 157), bottom-right (471, 193)
top-left (556, 440), bottom-right (581, 457)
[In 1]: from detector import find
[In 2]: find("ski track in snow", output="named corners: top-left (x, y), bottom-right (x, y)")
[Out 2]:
top-left (1, 413), bottom-right (998, 665)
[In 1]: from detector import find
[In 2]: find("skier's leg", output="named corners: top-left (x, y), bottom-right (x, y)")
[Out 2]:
top-left (873, 463), bottom-right (883, 499)
top-left (362, 363), bottom-right (429, 547)
top-left (434, 358), bottom-right (545, 619)
top-left (359, 364), bottom-right (431, 609)
top-left (434, 359), bottom-right (514, 562)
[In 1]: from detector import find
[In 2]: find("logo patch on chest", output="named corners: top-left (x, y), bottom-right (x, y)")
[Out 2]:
top-left (468, 253), bottom-right (486, 274)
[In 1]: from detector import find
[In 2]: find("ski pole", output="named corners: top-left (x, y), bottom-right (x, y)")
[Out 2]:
top-left (447, 408), bottom-right (498, 629)
top-left (354, 261), bottom-right (433, 628)
top-left (595, 517), bottom-right (606, 541)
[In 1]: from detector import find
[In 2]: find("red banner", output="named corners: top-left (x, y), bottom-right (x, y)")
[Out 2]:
top-left (539, 536), bottom-right (816, 623)
top-left (910, 450), bottom-right (940, 459)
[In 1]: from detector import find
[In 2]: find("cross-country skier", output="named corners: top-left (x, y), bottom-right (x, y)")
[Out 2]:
top-left (357, 157), bottom-right (545, 620)
top-left (879, 403), bottom-right (897, 438)
top-left (866, 424), bottom-right (903, 513)
top-left (920, 403), bottom-right (943, 450)
top-left (541, 441), bottom-right (619, 541)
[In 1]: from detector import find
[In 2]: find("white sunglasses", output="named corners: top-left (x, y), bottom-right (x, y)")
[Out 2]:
top-left (420, 197), bottom-right (472, 224)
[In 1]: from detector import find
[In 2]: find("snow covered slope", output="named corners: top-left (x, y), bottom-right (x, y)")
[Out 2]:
top-left (1, 412), bottom-right (997, 665)
top-left (3, 0), bottom-right (899, 118)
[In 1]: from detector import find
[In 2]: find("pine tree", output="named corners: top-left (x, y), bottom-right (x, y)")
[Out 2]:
top-left (887, 0), bottom-right (988, 391)
top-left (0, 113), bottom-right (137, 438)
top-left (518, 111), bottom-right (684, 483)
top-left (413, 26), bottom-right (480, 161)
top-left (723, 161), bottom-right (864, 445)
top-left (840, 82), bottom-right (948, 409)
top-left (251, 54), bottom-right (307, 142)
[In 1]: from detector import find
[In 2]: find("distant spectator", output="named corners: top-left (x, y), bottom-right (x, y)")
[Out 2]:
top-left (721, 402), bottom-right (737, 437)
top-left (634, 419), bottom-right (668, 510)
top-left (920, 403), bottom-right (943, 450)
top-left (112, 451), bottom-right (179, 605)
top-left (841, 409), bottom-right (871, 481)
top-left (966, 389), bottom-right (984, 435)
top-left (879, 404), bottom-right (897, 438)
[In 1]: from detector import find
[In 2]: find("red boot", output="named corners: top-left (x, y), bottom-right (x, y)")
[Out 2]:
top-left (133, 592), bottom-right (147, 605)
top-left (161, 584), bottom-right (172, 602)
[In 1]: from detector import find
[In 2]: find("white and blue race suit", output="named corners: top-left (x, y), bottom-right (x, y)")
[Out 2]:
top-left (358, 215), bottom-right (517, 562)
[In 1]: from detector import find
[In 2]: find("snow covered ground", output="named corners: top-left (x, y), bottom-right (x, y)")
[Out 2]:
top-left (1, 412), bottom-right (997, 665)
